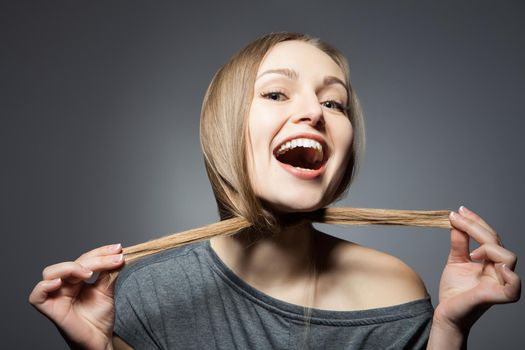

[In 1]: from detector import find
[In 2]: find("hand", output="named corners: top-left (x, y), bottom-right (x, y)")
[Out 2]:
top-left (433, 206), bottom-right (521, 334)
top-left (29, 244), bottom-right (125, 350)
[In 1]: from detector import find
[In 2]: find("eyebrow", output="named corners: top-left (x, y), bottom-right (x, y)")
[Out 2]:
top-left (256, 68), bottom-right (349, 91)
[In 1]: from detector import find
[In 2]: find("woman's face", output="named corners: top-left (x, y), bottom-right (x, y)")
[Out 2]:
top-left (247, 40), bottom-right (353, 213)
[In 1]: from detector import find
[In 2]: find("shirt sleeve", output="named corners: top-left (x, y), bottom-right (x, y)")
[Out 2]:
top-left (113, 270), bottom-right (161, 349)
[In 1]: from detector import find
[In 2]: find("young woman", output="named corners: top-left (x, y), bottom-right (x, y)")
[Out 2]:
top-left (29, 32), bottom-right (520, 349)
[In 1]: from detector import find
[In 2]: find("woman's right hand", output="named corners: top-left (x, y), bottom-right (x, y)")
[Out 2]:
top-left (29, 244), bottom-right (125, 350)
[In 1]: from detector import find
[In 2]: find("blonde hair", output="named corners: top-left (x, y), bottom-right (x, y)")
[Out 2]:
top-left (121, 31), bottom-right (451, 262)
top-left (200, 32), bottom-right (365, 231)
top-left (112, 32), bottom-right (452, 345)
top-left (122, 207), bottom-right (451, 262)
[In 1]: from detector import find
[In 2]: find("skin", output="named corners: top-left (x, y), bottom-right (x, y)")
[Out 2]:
top-left (29, 41), bottom-right (521, 349)
top-left (211, 41), bottom-right (429, 310)
top-left (28, 244), bottom-right (129, 349)
top-left (428, 208), bottom-right (521, 348)
top-left (245, 40), bottom-right (353, 212)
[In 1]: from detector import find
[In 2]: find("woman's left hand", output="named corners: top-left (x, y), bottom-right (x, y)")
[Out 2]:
top-left (433, 206), bottom-right (521, 334)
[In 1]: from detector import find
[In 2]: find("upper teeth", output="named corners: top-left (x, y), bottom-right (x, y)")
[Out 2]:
top-left (275, 138), bottom-right (324, 159)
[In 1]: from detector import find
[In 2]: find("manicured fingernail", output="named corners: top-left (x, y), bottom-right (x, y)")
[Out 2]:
top-left (110, 243), bottom-right (122, 252)
top-left (112, 254), bottom-right (123, 263)
top-left (459, 206), bottom-right (469, 213)
top-left (449, 211), bottom-right (458, 219)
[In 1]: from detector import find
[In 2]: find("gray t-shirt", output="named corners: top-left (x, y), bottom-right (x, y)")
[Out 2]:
top-left (114, 240), bottom-right (434, 349)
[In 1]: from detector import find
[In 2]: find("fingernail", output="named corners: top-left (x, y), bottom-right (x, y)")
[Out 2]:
top-left (459, 205), bottom-right (469, 214)
top-left (110, 243), bottom-right (122, 252)
top-left (502, 264), bottom-right (511, 272)
top-left (112, 254), bottom-right (123, 263)
top-left (449, 211), bottom-right (458, 219)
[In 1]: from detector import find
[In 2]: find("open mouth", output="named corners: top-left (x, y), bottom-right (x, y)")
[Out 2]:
top-left (273, 137), bottom-right (329, 171)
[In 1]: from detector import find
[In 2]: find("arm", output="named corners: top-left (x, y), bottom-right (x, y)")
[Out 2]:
top-left (112, 335), bottom-right (134, 350)
top-left (426, 206), bottom-right (521, 349)
top-left (427, 318), bottom-right (467, 350)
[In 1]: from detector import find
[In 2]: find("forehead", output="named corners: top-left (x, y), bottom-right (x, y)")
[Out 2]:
top-left (257, 40), bottom-right (346, 81)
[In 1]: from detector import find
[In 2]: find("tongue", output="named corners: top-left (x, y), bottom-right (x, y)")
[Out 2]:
top-left (277, 147), bottom-right (321, 169)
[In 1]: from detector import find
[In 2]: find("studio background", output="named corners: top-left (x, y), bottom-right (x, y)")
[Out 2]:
top-left (2, 1), bottom-right (523, 348)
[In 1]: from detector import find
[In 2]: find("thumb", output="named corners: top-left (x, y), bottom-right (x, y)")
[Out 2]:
top-left (447, 228), bottom-right (471, 264)
top-left (93, 271), bottom-right (118, 298)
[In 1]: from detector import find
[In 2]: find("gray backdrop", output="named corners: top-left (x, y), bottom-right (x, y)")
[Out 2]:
top-left (2, 0), bottom-right (523, 348)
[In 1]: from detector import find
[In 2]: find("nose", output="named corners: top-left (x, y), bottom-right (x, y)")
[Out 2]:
top-left (291, 93), bottom-right (325, 129)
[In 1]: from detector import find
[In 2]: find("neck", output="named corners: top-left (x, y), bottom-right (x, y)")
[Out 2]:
top-left (210, 220), bottom-right (340, 291)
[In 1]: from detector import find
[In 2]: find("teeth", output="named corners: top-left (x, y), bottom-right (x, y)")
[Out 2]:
top-left (294, 166), bottom-right (315, 172)
top-left (276, 138), bottom-right (324, 159)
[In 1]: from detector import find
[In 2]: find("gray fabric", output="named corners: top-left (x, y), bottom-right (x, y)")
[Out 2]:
top-left (114, 240), bottom-right (434, 349)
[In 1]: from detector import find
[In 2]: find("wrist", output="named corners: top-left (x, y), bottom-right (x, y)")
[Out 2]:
top-left (427, 317), bottom-right (469, 350)
top-left (65, 338), bottom-right (113, 350)
top-left (434, 314), bottom-right (471, 334)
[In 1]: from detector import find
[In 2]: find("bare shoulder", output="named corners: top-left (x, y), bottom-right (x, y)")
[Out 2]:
top-left (328, 240), bottom-right (429, 309)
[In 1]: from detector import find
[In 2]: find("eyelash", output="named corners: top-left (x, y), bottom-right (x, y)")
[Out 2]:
top-left (260, 90), bottom-right (349, 113)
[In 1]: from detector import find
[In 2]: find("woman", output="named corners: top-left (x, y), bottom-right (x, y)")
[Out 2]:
top-left (29, 32), bottom-right (520, 349)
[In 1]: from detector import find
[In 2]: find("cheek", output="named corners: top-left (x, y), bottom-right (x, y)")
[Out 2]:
top-left (247, 103), bottom-right (288, 164)
top-left (322, 118), bottom-right (353, 203)
top-left (246, 105), bottom-right (275, 184)
top-left (332, 118), bottom-right (354, 158)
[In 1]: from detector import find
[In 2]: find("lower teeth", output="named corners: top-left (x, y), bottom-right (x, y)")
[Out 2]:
top-left (294, 166), bottom-right (314, 172)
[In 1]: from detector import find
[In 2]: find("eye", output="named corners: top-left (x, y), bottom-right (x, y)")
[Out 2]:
top-left (321, 100), bottom-right (348, 113)
top-left (260, 91), bottom-right (288, 101)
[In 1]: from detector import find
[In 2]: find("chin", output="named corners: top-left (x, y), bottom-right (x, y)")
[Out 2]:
top-left (265, 193), bottom-right (327, 214)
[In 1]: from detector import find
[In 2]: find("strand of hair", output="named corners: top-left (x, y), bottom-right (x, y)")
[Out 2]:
top-left (120, 207), bottom-right (451, 264)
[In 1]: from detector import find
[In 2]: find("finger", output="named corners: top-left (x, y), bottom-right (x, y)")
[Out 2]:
top-left (449, 211), bottom-right (499, 245)
top-left (447, 228), bottom-right (471, 263)
top-left (479, 264), bottom-right (524, 304)
top-left (93, 271), bottom-right (119, 298)
top-left (29, 278), bottom-right (62, 305)
top-left (77, 243), bottom-right (122, 261)
top-left (42, 261), bottom-right (94, 281)
top-left (458, 206), bottom-right (496, 235)
top-left (485, 259), bottom-right (506, 286)
top-left (470, 244), bottom-right (518, 270)
top-left (501, 264), bottom-right (521, 302)
top-left (76, 253), bottom-right (124, 273)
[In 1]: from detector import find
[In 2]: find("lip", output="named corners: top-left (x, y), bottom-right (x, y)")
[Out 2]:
top-left (277, 161), bottom-right (328, 180)
top-left (272, 132), bottom-right (330, 180)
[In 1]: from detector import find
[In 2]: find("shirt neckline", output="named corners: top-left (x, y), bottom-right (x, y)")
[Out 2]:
top-left (202, 239), bottom-right (434, 325)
